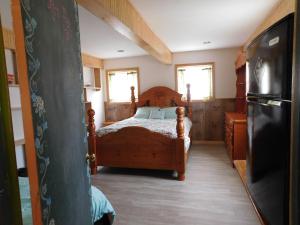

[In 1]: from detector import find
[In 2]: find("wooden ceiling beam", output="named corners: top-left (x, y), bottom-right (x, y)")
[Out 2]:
top-left (77, 0), bottom-right (173, 64)
top-left (82, 53), bottom-right (103, 68)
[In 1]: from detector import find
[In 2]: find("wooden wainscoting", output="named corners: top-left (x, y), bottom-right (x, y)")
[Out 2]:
top-left (192, 99), bottom-right (236, 140)
top-left (104, 98), bottom-right (235, 141)
top-left (104, 102), bottom-right (132, 122)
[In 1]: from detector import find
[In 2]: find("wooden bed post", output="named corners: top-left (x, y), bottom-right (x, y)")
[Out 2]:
top-left (176, 107), bottom-right (185, 181)
top-left (130, 86), bottom-right (137, 116)
top-left (87, 109), bottom-right (97, 175)
top-left (176, 107), bottom-right (185, 139)
top-left (186, 83), bottom-right (192, 119)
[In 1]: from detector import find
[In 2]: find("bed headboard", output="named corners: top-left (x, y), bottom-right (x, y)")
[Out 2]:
top-left (130, 85), bottom-right (192, 119)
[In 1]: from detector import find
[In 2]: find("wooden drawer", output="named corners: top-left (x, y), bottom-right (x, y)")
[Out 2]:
top-left (224, 112), bottom-right (247, 166)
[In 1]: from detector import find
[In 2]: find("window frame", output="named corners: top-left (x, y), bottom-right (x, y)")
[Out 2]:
top-left (106, 67), bottom-right (140, 103)
top-left (175, 62), bottom-right (215, 102)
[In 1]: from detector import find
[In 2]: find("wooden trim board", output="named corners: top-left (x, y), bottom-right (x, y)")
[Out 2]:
top-left (82, 53), bottom-right (103, 68)
top-left (11, 0), bottom-right (43, 224)
top-left (192, 140), bottom-right (224, 145)
top-left (2, 27), bottom-right (15, 50)
top-left (235, 48), bottom-right (246, 69)
top-left (14, 138), bottom-right (25, 146)
top-left (234, 160), bottom-right (266, 225)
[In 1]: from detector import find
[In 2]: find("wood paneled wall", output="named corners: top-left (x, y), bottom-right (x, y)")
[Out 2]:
top-left (104, 99), bottom-right (235, 141)
top-left (192, 99), bottom-right (236, 141)
top-left (104, 102), bottom-right (132, 121)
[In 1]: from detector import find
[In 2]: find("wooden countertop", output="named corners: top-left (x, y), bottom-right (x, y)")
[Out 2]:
top-left (225, 112), bottom-right (247, 123)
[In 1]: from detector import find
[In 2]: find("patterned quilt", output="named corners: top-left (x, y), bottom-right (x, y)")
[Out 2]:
top-left (18, 177), bottom-right (115, 225)
top-left (97, 117), bottom-right (192, 150)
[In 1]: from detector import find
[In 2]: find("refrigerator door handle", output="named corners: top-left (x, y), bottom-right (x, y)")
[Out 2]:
top-left (260, 102), bottom-right (270, 107)
top-left (267, 100), bottom-right (282, 107)
top-left (247, 96), bottom-right (260, 100)
top-left (247, 100), bottom-right (281, 107)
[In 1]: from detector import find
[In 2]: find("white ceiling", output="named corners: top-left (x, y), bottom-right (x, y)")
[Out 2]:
top-left (0, 0), bottom-right (13, 28)
top-left (130, 0), bottom-right (280, 52)
top-left (79, 0), bottom-right (280, 59)
top-left (78, 6), bottom-right (147, 59)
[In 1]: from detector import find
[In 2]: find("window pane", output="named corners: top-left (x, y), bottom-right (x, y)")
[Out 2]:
top-left (177, 64), bottom-right (213, 100)
top-left (108, 69), bottom-right (138, 102)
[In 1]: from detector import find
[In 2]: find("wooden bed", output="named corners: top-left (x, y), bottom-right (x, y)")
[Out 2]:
top-left (87, 85), bottom-right (192, 181)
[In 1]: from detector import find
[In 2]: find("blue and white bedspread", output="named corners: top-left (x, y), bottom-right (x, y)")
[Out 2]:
top-left (19, 177), bottom-right (115, 225)
top-left (97, 117), bottom-right (192, 151)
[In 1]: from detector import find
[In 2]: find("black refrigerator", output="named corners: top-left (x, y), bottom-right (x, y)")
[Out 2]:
top-left (246, 14), bottom-right (294, 225)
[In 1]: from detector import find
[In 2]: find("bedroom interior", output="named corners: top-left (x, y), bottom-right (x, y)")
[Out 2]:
top-left (0, 0), bottom-right (300, 225)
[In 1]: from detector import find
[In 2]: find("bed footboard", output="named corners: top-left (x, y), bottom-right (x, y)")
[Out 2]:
top-left (87, 83), bottom-right (192, 181)
top-left (87, 107), bottom-right (187, 180)
top-left (96, 127), bottom-right (177, 170)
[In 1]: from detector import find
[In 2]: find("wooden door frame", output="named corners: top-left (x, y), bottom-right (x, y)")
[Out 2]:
top-left (11, 0), bottom-right (43, 225)
top-left (290, 0), bottom-right (300, 224)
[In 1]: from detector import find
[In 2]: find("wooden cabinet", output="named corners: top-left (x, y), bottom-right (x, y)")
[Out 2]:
top-left (225, 112), bottom-right (247, 166)
top-left (236, 65), bottom-right (246, 113)
top-left (235, 49), bottom-right (246, 113)
top-left (82, 53), bottom-right (102, 91)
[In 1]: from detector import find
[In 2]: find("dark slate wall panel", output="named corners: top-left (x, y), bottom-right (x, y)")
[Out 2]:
top-left (20, 0), bottom-right (92, 224)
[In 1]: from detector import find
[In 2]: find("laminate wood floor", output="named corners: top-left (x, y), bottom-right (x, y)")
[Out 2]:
top-left (92, 144), bottom-right (260, 225)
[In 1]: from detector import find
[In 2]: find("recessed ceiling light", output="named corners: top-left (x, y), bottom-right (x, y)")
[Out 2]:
top-left (117, 49), bottom-right (125, 53)
top-left (203, 41), bottom-right (211, 44)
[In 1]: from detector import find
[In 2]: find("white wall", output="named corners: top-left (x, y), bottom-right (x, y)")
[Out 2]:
top-left (6, 50), bottom-right (26, 168)
top-left (103, 48), bottom-right (239, 99)
top-left (83, 67), bottom-right (106, 129)
top-left (86, 88), bottom-right (105, 129)
top-left (1, 2), bottom-right (26, 169)
top-left (0, 0), bottom-right (13, 29)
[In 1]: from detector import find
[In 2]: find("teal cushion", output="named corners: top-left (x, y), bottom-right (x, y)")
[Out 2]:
top-left (18, 177), bottom-right (33, 225)
top-left (91, 186), bottom-right (116, 223)
top-left (161, 107), bottom-right (177, 119)
top-left (134, 107), bottom-right (158, 119)
top-left (149, 109), bottom-right (165, 119)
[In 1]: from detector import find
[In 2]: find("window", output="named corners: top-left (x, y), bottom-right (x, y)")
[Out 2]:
top-left (106, 68), bottom-right (139, 102)
top-left (176, 63), bottom-right (214, 100)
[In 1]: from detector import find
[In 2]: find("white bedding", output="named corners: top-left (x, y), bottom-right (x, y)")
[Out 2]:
top-left (96, 117), bottom-right (192, 150)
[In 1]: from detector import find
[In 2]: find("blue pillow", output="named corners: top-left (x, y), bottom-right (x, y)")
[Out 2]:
top-left (134, 107), bottom-right (158, 119)
top-left (161, 107), bottom-right (177, 119)
top-left (91, 186), bottom-right (116, 223)
top-left (149, 108), bottom-right (165, 119)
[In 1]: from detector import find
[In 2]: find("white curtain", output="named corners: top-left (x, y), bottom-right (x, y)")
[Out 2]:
top-left (177, 65), bottom-right (213, 100)
top-left (108, 70), bottom-right (138, 102)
